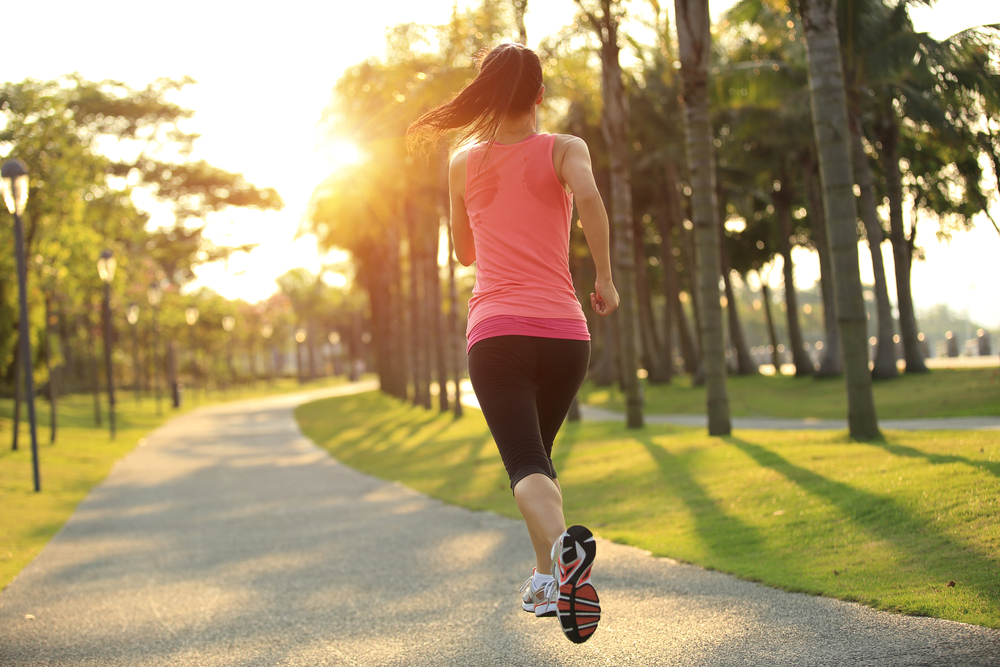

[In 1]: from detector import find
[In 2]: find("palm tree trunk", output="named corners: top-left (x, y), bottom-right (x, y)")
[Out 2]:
top-left (675, 0), bottom-right (731, 435)
top-left (760, 278), bottom-right (781, 375)
top-left (428, 213), bottom-right (449, 412)
top-left (389, 235), bottom-right (409, 399)
top-left (585, 0), bottom-right (643, 427)
top-left (878, 112), bottom-right (928, 373)
top-left (774, 187), bottom-right (814, 376)
top-left (369, 271), bottom-right (388, 392)
top-left (406, 196), bottom-right (431, 408)
top-left (634, 214), bottom-right (667, 382)
top-left (663, 160), bottom-right (700, 375)
top-left (800, 0), bottom-right (880, 439)
top-left (676, 298), bottom-right (700, 375)
top-left (680, 223), bottom-right (704, 366)
top-left (803, 160), bottom-right (843, 377)
top-left (723, 269), bottom-right (757, 375)
top-left (850, 126), bottom-right (899, 379)
top-left (591, 316), bottom-right (617, 386)
top-left (760, 279), bottom-right (783, 372)
top-left (718, 224), bottom-right (757, 375)
top-left (446, 219), bottom-right (464, 417)
top-left (653, 182), bottom-right (676, 383)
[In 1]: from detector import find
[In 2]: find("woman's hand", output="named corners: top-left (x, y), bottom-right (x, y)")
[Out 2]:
top-left (591, 277), bottom-right (619, 316)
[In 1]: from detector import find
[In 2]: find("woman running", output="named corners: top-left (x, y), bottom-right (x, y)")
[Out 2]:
top-left (406, 42), bottom-right (618, 645)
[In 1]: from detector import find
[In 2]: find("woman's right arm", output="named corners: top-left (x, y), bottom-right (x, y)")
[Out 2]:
top-left (449, 149), bottom-right (476, 266)
top-left (556, 136), bottom-right (620, 316)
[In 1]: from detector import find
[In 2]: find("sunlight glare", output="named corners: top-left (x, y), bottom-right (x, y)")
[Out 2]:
top-left (321, 139), bottom-right (363, 172)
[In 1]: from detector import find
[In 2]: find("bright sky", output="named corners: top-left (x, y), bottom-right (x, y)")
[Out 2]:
top-left (6, 0), bottom-right (1000, 326)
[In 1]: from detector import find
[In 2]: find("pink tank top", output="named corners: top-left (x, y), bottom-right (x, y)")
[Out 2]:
top-left (464, 133), bottom-right (590, 351)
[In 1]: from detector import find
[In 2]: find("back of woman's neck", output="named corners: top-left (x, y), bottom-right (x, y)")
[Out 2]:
top-left (496, 115), bottom-right (537, 144)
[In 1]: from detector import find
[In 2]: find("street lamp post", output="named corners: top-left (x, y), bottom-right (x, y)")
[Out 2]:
top-left (3, 159), bottom-right (40, 491)
top-left (127, 304), bottom-right (141, 403)
top-left (97, 250), bottom-right (117, 439)
top-left (147, 282), bottom-right (163, 415)
top-left (222, 315), bottom-right (236, 390)
top-left (185, 306), bottom-right (199, 403)
top-left (295, 327), bottom-right (307, 384)
top-left (260, 323), bottom-right (274, 385)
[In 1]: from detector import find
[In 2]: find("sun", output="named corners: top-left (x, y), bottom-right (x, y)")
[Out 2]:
top-left (322, 139), bottom-right (363, 172)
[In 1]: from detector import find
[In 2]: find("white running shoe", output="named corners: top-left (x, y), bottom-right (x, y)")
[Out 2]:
top-left (551, 525), bottom-right (601, 644)
top-left (519, 568), bottom-right (558, 617)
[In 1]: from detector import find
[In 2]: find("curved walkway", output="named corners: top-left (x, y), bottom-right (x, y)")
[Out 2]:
top-left (1, 384), bottom-right (998, 666)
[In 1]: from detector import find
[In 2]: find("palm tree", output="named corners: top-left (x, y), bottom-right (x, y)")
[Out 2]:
top-left (308, 160), bottom-right (409, 398)
top-left (720, 0), bottom-right (844, 379)
top-left (843, 7), bottom-right (999, 373)
top-left (627, 11), bottom-right (690, 381)
top-left (799, 0), bottom-right (880, 439)
top-left (576, 0), bottom-right (644, 428)
top-left (848, 127), bottom-right (899, 379)
top-left (674, 0), bottom-right (731, 435)
top-left (801, 158), bottom-right (843, 377)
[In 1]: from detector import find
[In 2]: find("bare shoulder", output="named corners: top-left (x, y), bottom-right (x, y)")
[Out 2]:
top-left (449, 147), bottom-right (471, 195)
top-left (552, 134), bottom-right (593, 189)
top-left (450, 146), bottom-right (471, 170)
top-left (552, 133), bottom-right (589, 155)
top-left (552, 134), bottom-right (591, 170)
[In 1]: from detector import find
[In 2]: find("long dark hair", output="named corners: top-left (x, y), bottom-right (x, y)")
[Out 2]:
top-left (406, 42), bottom-right (543, 154)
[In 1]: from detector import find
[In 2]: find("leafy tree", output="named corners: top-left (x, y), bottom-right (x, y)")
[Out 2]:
top-left (0, 75), bottom-right (283, 411)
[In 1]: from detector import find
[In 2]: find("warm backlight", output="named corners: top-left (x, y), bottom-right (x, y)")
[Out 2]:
top-left (323, 140), bottom-right (362, 172)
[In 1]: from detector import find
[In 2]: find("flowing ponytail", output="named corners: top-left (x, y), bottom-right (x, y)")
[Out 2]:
top-left (406, 43), bottom-right (543, 154)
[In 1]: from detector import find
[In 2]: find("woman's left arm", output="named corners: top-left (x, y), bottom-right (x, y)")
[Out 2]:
top-left (449, 150), bottom-right (476, 266)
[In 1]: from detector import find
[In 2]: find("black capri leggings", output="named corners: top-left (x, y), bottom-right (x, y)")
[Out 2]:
top-left (468, 335), bottom-right (591, 491)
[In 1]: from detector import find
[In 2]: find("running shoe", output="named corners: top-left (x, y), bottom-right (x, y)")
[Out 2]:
top-left (519, 568), bottom-right (558, 617)
top-left (551, 525), bottom-right (601, 644)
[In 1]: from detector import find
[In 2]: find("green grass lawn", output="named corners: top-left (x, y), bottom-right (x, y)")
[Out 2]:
top-left (0, 376), bottom-right (357, 592)
top-left (580, 367), bottom-right (1000, 419)
top-left (296, 390), bottom-right (1000, 629)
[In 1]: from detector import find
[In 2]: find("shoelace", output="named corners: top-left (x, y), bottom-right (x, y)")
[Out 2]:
top-left (541, 578), bottom-right (558, 603)
top-left (520, 577), bottom-right (557, 604)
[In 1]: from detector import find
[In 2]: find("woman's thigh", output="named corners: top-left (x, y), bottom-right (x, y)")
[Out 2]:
top-left (468, 337), bottom-right (549, 482)
top-left (534, 339), bottom-right (591, 451)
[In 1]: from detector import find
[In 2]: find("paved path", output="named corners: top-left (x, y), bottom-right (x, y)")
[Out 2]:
top-left (2, 384), bottom-right (998, 666)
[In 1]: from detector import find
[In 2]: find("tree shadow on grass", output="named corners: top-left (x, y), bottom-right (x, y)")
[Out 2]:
top-left (725, 435), bottom-right (1000, 604)
top-left (302, 393), bottom-right (510, 504)
top-left (631, 433), bottom-right (799, 576)
top-left (870, 440), bottom-right (1000, 480)
top-left (550, 419), bottom-right (581, 473)
top-left (299, 393), bottom-right (449, 462)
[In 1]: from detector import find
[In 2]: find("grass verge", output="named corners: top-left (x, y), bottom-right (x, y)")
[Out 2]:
top-left (579, 367), bottom-right (1000, 419)
top-left (296, 390), bottom-right (1000, 629)
top-left (0, 376), bottom-right (356, 592)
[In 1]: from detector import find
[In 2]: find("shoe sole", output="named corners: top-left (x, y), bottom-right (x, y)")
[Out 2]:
top-left (553, 525), bottom-right (600, 644)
